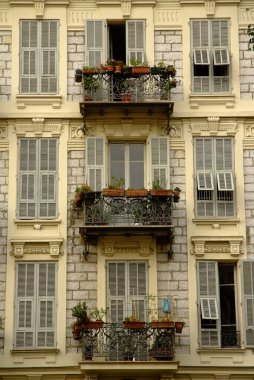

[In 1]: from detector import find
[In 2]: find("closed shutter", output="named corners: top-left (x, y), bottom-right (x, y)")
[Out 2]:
top-left (15, 263), bottom-right (36, 347)
top-left (129, 262), bottom-right (147, 321)
top-left (18, 139), bottom-right (37, 218)
top-left (151, 137), bottom-right (169, 189)
top-left (108, 262), bottom-right (126, 323)
top-left (192, 20), bottom-right (209, 47)
top-left (37, 262), bottom-right (56, 347)
top-left (126, 20), bottom-right (145, 64)
top-left (39, 139), bottom-right (57, 218)
top-left (41, 21), bottom-right (57, 93)
top-left (86, 137), bottom-right (104, 191)
top-left (20, 21), bottom-right (38, 93)
top-left (85, 20), bottom-right (104, 67)
top-left (242, 261), bottom-right (254, 347)
top-left (198, 261), bottom-right (219, 347)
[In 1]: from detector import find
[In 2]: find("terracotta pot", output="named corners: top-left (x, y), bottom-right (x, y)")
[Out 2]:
top-left (175, 321), bottom-right (184, 333)
top-left (102, 189), bottom-right (125, 197)
top-left (125, 189), bottom-right (148, 197)
top-left (150, 189), bottom-right (173, 197)
top-left (151, 321), bottom-right (175, 329)
top-left (81, 320), bottom-right (104, 329)
top-left (131, 66), bottom-right (150, 75)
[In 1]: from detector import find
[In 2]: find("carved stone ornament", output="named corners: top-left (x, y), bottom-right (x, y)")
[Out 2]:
top-left (191, 236), bottom-right (243, 257)
top-left (121, 0), bottom-right (131, 18)
top-left (101, 238), bottom-right (154, 257)
top-left (15, 119), bottom-right (63, 137)
top-left (34, 0), bottom-right (45, 18)
top-left (190, 117), bottom-right (238, 136)
top-left (11, 239), bottom-right (64, 258)
top-left (205, 0), bottom-right (215, 17)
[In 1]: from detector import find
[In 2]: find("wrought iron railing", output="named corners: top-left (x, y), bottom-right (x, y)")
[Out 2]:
top-left (79, 323), bottom-right (176, 361)
top-left (78, 72), bottom-right (175, 102)
top-left (221, 330), bottom-right (241, 348)
top-left (83, 192), bottom-right (174, 226)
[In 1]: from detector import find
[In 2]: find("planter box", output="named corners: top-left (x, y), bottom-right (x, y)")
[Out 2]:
top-left (123, 321), bottom-right (145, 329)
top-left (150, 189), bottom-right (173, 197)
top-left (151, 321), bottom-right (175, 329)
top-left (81, 320), bottom-right (104, 329)
top-left (102, 189), bottom-right (125, 197)
top-left (125, 189), bottom-right (148, 198)
top-left (131, 66), bottom-right (150, 75)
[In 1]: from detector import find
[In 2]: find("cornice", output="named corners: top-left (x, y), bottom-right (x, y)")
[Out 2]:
top-left (14, 118), bottom-right (63, 137)
top-left (189, 117), bottom-right (239, 136)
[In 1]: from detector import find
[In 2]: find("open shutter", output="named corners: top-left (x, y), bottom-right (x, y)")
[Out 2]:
top-left (193, 49), bottom-right (210, 65)
top-left (85, 20), bottom-right (105, 67)
top-left (41, 21), bottom-right (57, 93)
top-left (151, 137), bottom-right (169, 189)
top-left (126, 20), bottom-right (145, 64)
top-left (15, 263), bottom-right (35, 348)
top-left (198, 261), bottom-right (219, 347)
top-left (107, 262), bottom-right (126, 323)
top-left (129, 262), bottom-right (147, 321)
top-left (37, 263), bottom-right (56, 347)
top-left (39, 139), bottom-right (57, 218)
top-left (20, 21), bottom-right (38, 93)
top-left (86, 137), bottom-right (104, 191)
top-left (217, 171), bottom-right (234, 191)
top-left (197, 171), bottom-right (214, 190)
top-left (18, 139), bottom-right (37, 218)
top-left (242, 261), bottom-right (254, 347)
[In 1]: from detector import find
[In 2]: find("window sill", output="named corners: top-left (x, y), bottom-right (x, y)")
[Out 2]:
top-left (11, 348), bottom-right (59, 364)
top-left (192, 218), bottom-right (240, 226)
top-left (189, 93), bottom-right (235, 109)
top-left (16, 94), bottom-right (62, 109)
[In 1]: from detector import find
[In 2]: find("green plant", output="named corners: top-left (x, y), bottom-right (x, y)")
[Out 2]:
top-left (152, 178), bottom-right (166, 190)
top-left (105, 58), bottom-right (115, 65)
top-left (71, 302), bottom-right (89, 322)
top-left (108, 176), bottom-right (125, 189)
top-left (83, 66), bottom-right (98, 72)
top-left (124, 313), bottom-right (141, 322)
top-left (90, 307), bottom-right (108, 321)
top-left (248, 24), bottom-right (254, 50)
top-left (83, 76), bottom-right (100, 92)
top-left (129, 58), bottom-right (143, 66)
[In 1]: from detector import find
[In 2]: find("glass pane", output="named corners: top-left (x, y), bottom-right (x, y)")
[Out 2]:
top-left (129, 143), bottom-right (144, 188)
top-left (110, 144), bottom-right (125, 185)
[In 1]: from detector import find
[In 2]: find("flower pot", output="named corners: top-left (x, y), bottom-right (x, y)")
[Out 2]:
top-left (125, 189), bottom-right (148, 198)
top-left (121, 94), bottom-right (132, 102)
top-left (72, 323), bottom-right (82, 340)
top-left (102, 189), bottom-right (125, 197)
top-left (175, 321), bottom-right (184, 333)
top-left (81, 320), bottom-right (104, 329)
top-left (150, 189), bottom-right (173, 197)
top-left (151, 321), bottom-right (175, 329)
top-left (131, 66), bottom-right (150, 75)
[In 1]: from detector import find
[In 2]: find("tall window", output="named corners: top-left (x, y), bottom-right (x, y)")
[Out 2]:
top-left (20, 20), bottom-right (58, 93)
top-left (194, 137), bottom-right (234, 217)
top-left (15, 262), bottom-right (56, 348)
top-left (85, 19), bottom-right (145, 66)
top-left (107, 261), bottom-right (147, 322)
top-left (86, 137), bottom-right (169, 190)
top-left (18, 139), bottom-right (58, 219)
top-left (191, 19), bottom-right (230, 93)
top-left (197, 261), bottom-right (238, 348)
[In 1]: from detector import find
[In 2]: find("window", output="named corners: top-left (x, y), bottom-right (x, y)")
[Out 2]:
top-left (86, 137), bottom-right (169, 190)
top-left (15, 262), bottom-right (56, 348)
top-left (85, 19), bottom-right (145, 66)
top-left (194, 137), bottom-right (234, 217)
top-left (191, 19), bottom-right (230, 93)
top-left (107, 261), bottom-right (147, 322)
top-left (20, 20), bottom-right (58, 94)
top-left (197, 261), bottom-right (238, 348)
top-left (18, 139), bottom-right (58, 219)
top-left (242, 261), bottom-right (254, 347)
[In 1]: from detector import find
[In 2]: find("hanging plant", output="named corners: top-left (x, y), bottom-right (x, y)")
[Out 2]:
top-left (248, 24), bottom-right (254, 50)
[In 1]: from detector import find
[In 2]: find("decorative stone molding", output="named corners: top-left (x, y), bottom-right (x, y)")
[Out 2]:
top-left (239, 6), bottom-right (254, 26)
top-left (191, 236), bottom-right (244, 257)
top-left (0, 8), bottom-right (10, 26)
top-left (34, 0), bottom-right (44, 17)
top-left (15, 119), bottom-right (63, 137)
top-left (205, 0), bottom-right (215, 17)
top-left (190, 117), bottom-right (238, 136)
top-left (0, 124), bottom-right (8, 150)
top-left (243, 121), bottom-right (254, 148)
top-left (161, 374), bottom-right (175, 380)
top-left (189, 94), bottom-right (235, 109)
top-left (154, 8), bottom-right (182, 28)
top-left (214, 375), bottom-right (229, 380)
top-left (102, 121), bottom-right (151, 137)
top-left (68, 123), bottom-right (86, 150)
top-left (67, 9), bottom-right (94, 28)
top-left (121, 0), bottom-right (131, 17)
top-left (101, 237), bottom-right (154, 257)
top-left (11, 238), bottom-right (64, 258)
top-left (84, 375), bottom-right (98, 380)
top-left (16, 95), bottom-right (62, 109)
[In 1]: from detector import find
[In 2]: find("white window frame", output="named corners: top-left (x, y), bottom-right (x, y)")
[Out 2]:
top-left (217, 170), bottom-right (234, 191)
top-left (193, 48), bottom-right (210, 65)
top-left (200, 297), bottom-right (219, 319)
top-left (20, 20), bottom-right (58, 94)
top-left (197, 170), bottom-right (214, 190)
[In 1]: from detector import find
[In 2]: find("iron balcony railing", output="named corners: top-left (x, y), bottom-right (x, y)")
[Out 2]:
top-left (83, 191), bottom-right (175, 226)
top-left (78, 323), bottom-right (177, 361)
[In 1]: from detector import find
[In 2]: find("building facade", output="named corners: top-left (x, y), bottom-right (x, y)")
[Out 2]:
top-left (0, 0), bottom-right (254, 379)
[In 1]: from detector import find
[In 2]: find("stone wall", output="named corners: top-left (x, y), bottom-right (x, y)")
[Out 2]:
top-left (0, 151), bottom-right (8, 353)
top-left (0, 31), bottom-right (11, 102)
top-left (67, 31), bottom-right (84, 101)
top-left (154, 30), bottom-right (183, 101)
top-left (239, 29), bottom-right (254, 100)
top-left (244, 148), bottom-right (254, 258)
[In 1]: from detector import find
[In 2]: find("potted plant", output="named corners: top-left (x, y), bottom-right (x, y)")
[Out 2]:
top-left (72, 183), bottom-right (93, 209)
top-left (175, 321), bottom-right (184, 333)
top-left (150, 179), bottom-right (173, 197)
top-left (83, 66), bottom-right (99, 75)
top-left (83, 76), bottom-right (100, 100)
top-left (83, 307), bottom-right (108, 329)
top-left (150, 60), bottom-right (167, 75)
top-left (130, 59), bottom-right (150, 75)
top-left (102, 176), bottom-right (125, 197)
top-left (71, 301), bottom-right (89, 323)
top-left (173, 187), bottom-right (181, 203)
top-left (123, 314), bottom-right (145, 329)
top-left (125, 188), bottom-right (148, 198)
top-left (105, 58), bottom-right (115, 73)
top-left (75, 68), bottom-right (83, 82)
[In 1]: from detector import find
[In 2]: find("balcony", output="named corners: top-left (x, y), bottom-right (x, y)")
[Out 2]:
top-left (78, 190), bottom-right (179, 248)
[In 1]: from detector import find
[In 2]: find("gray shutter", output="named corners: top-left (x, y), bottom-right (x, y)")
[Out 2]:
top-left (107, 262), bottom-right (126, 323)
top-left (86, 137), bottom-right (104, 191)
top-left (198, 261), bottom-right (219, 347)
top-left (85, 20), bottom-right (104, 67)
top-left (129, 262), bottom-right (147, 321)
top-left (20, 21), bottom-right (38, 93)
top-left (37, 263), bottom-right (56, 347)
top-left (211, 20), bottom-right (228, 47)
top-left (39, 139), bottom-right (57, 218)
top-left (194, 49), bottom-right (210, 64)
top-left (195, 138), bottom-right (213, 170)
top-left (41, 21), bottom-right (57, 93)
top-left (197, 171), bottom-right (214, 190)
top-left (151, 137), bottom-right (169, 189)
top-left (242, 261), bottom-right (254, 347)
top-left (18, 139), bottom-right (37, 218)
top-left (192, 20), bottom-right (209, 47)
top-left (126, 20), bottom-right (145, 63)
top-left (15, 263), bottom-right (35, 348)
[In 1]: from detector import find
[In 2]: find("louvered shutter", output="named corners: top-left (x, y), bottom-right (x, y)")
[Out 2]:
top-left (151, 137), bottom-right (169, 189)
top-left (194, 49), bottom-right (210, 65)
top-left (37, 263), bottom-right (56, 347)
top-left (242, 261), bottom-right (254, 347)
top-left (20, 21), bottom-right (38, 93)
top-left (85, 20), bottom-right (104, 67)
top-left (129, 262), bottom-right (147, 321)
top-left (41, 21), bottom-right (57, 93)
top-left (192, 20), bottom-right (209, 47)
top-left (19, 139), bottom-right (37, 218)
top-left (217, 171), bottom-right (234, 190)
top-left (198, 261), bottom-right (219, 347)
top-left (86, 137), bottom-right (104, 191)
top-left (107, 262), bottom-right (126, 323)
top-left (126, 20), bottom-right (145, 64)
top-left (39, 139), bottom-right (57, 218)
top-left (197, 171), bottom-right (214, 190)
top-left (15, 263), bottom-right (36, 348)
